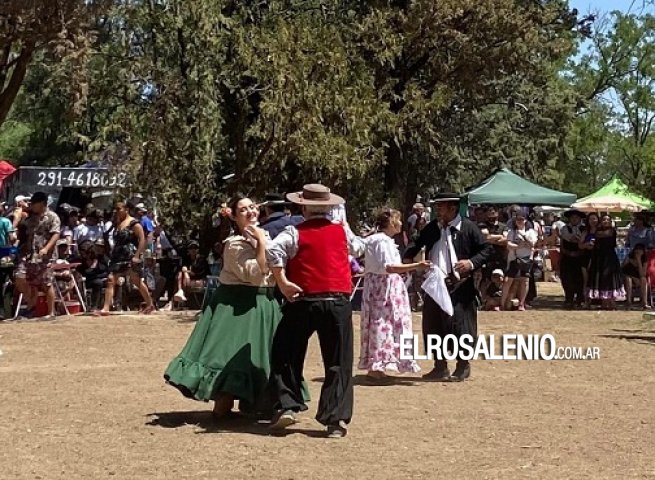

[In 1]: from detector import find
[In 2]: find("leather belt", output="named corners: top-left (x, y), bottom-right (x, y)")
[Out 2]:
top-left (298, 293), bottom-right (348, 301)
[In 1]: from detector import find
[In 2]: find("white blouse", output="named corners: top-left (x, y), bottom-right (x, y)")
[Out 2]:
top-left (507, 228), bottom-right (538, 262)
top-left (219, 235), bottom-right (275, 287)
top-left (364, 232), bottom-right (401, 275)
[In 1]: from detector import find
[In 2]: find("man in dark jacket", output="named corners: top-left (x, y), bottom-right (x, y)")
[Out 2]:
top-left (403, 193), bottom-right (492, 382)
top-left (260, 193), bottom-right (302, 239)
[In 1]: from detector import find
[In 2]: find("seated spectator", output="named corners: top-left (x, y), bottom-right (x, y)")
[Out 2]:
top-left (207, 241), bottom-right (224, 277)
top-left (76, 241), bottom-right (109, 310)
top-left (483, 269), bottom-right (505, 311)
top-left (173, 241), bottom-right (209, 303)
top-left (53, 240), bottom-right (75, 299)
top-left (622, 243), bottom-right (650, 309)
top-left (59, 206), bottom-right (80, 246)
top-left (74, 209), bottom-right (104, 248)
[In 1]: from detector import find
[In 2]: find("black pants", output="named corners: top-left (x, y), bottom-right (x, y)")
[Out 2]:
top-left (270, 297), bottom-right (353, 426)
top-left (560, 256), bottom-right (584, 304)
top-left (422, 294), bottom-right (477, 368)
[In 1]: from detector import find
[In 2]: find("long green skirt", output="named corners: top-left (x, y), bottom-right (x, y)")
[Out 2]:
top-left (164, 284), bottom-right (283, 412)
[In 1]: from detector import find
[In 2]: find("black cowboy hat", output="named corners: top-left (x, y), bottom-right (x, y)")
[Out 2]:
top-left (260, 192), bottom-right (290, 207)
top-left (429, 192), bottom-right (461, 204)
top-left (563, 209), bottom-right (585, 218)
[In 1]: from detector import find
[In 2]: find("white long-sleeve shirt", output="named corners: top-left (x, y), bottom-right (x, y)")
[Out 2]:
top-left (266, 215), bottom-right (364, 267)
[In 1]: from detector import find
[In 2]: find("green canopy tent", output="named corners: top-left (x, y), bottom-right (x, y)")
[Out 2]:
top-left (572, 175), bottom-right (654, 212)
top-left (464, 168), bottom-right (576, 206)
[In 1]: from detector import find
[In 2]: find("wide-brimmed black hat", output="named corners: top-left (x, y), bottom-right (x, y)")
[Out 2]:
top-left (260, 192), bottom-right (289, 207)
top-left (564, 209), bottom-right (585, 218)
top-left (430, 193), bottom-right (461, 204)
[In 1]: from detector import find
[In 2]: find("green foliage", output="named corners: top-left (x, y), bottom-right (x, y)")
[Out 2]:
top-left (0, 120), bottom-right (32, 160)
top-left (4, 0), bottom-right (633, 233)
top-left (569, 7), bottom-right (655, 198)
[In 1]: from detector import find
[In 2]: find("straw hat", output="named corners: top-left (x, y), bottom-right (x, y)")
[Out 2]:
top-left (286, 184), bottom-right (345, 206)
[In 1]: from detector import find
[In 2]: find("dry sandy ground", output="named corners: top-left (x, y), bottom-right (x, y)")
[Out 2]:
top-left (0, 283), bottom-right (653, 479)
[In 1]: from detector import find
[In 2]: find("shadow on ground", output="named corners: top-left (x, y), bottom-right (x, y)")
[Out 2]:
top-left (598, 329), bottom-right (655, 346)
top-left (145, 411), bottom-right (328, 438)
top-left (311, 375), bottom-right (452, 386)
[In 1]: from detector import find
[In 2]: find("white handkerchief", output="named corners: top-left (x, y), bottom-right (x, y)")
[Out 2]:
top-left (421, 267), bottom-right (454, 316)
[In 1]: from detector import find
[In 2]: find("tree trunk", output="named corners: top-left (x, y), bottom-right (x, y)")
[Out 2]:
top-left (0, 42), bottom-right (35, 127)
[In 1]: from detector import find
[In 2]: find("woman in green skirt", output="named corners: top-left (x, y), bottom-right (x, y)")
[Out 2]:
top-left (164, 195), bottom-right (280, 418)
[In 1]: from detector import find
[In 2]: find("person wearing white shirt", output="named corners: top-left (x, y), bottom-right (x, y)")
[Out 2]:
top-left (73, 210), bottom-right (104, 248)
top-left (501, 213), bottom-right (538, 311)
top-left (358, 208), bottom-right (429, 381)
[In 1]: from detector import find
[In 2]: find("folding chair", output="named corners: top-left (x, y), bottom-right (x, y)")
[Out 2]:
top-left (200, 276), bottom-right (220, 310)
top-left (350, 274), bottom-right (364, 302)
top-left (51, 262), bottom-right (86, 315)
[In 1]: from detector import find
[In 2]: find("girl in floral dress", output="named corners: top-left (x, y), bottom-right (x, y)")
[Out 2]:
top-left (358, 209), bottom-right (430, 380)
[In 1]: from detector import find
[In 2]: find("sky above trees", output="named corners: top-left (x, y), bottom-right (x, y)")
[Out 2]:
top-left (571, 0), bottom-right (650, 14)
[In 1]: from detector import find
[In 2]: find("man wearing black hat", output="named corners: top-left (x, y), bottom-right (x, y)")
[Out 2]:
top-left (559, 209), bottom-right (585, 309)
top-left (403, 193), bottom-right (492, 381)
top-left (15, 192), bottom-right (61, 319)
top-left (259, 193), bottom-right (301, 239)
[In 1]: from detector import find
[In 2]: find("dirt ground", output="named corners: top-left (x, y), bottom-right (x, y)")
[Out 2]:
top-left (0, 283), bottom-right (653, 479)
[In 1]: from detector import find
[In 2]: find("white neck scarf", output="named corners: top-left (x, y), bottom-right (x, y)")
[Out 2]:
top-left (433, 223), bottom-right (459, 276)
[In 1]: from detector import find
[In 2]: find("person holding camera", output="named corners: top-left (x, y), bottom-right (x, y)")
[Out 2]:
top-left (501, 212), bottom-right (537, 311)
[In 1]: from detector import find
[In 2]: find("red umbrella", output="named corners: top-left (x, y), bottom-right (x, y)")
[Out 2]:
top-left (0, 160), bottom-right (16, 192)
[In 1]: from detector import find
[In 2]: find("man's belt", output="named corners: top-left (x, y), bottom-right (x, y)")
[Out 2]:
top-left (298, 292), bottom-right (349, 301)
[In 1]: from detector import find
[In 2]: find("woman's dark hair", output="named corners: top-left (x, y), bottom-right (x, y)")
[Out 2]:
top-left (78, 239), bottom-right (94, 253)
top-left (586, 212), bottom-right (600, 225)
top-left (374, 208), bottom-right (401, 231)
top-left (227, 193), bottom-right (249, 234)
top-left (634, 213), bottom-right (650, 227)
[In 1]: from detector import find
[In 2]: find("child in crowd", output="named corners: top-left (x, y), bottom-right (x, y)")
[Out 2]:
top-left (483, 269), bottom-right (505, 311)
top-left (53, 240), bottom-right (75, 299)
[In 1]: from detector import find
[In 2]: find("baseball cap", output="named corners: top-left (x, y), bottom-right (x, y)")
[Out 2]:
top-left (135, 202), bottom-right (147, 212)
top-left (15, 195), bottom-right (29, 204)
top-left (30, 192), bottom-right (48, 205)
top-left (492, 269), bottom-right (505, 277)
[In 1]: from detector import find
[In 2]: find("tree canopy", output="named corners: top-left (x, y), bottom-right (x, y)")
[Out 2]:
top-left (1, 0), bottom-right (653, 233)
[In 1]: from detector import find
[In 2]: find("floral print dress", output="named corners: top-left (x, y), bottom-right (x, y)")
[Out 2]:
top-left (358, 232), bottom-right (420, 374)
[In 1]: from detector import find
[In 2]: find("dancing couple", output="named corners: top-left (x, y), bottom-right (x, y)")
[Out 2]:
top-left (164, 184), bottom-right (362, 438)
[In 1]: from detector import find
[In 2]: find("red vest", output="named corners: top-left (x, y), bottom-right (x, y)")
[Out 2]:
top-left (287, 218), bottom-right (352, 295)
